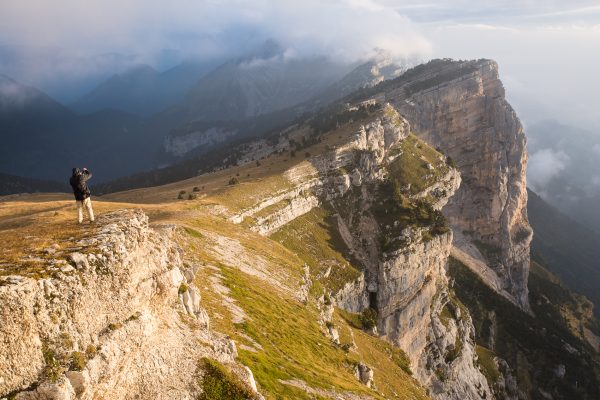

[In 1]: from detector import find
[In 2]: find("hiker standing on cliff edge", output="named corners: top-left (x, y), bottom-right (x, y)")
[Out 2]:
top-left (69, 167), bottom-right (95, 224)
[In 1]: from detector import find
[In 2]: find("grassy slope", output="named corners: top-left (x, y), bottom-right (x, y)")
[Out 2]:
top-left (180, 212), bottom-right (428, 399)
top-left (387, 134), bottom-right (449, 195)
top-left (270, 206), bottom-right (362, 293)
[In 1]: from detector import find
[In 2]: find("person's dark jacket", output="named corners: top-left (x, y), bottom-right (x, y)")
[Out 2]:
top-left (69, 168), bottom-right (92, 201)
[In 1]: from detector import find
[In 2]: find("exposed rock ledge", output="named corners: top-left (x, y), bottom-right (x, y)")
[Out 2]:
top-left (0, 210), bottom-right (248, 400)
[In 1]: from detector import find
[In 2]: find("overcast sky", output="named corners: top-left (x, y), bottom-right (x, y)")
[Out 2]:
top-left (1, 0), bottom-right (599, 129)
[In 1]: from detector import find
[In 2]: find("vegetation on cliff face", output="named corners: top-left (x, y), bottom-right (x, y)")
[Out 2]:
top-left (270, 206), bottom-right (362, 293)
top-left (372, 179), bottom-right (449, 252)
top-left (388, 134), bottom-right (450, 195)
top-left (449, 257), bottom-right (600, 399)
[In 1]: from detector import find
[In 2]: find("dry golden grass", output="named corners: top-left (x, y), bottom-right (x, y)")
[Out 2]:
top-left (0, 113), bottom-right (373, 278)
top-left (0, 193), bottom-right (195, 277)
top-left (0, 111), bottom-right (435, 398)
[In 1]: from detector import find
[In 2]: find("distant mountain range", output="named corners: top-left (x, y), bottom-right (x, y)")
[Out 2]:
top-left (0, 172), bottom-right (67, 196)
top-left (0, 74), bottom-right (145, 182)
top-left (70, 61), bottom-right (219, 117)
top-left (0, 40), bottom-right (404, 187)
top-left (159, 50), bottom-right (403, 160)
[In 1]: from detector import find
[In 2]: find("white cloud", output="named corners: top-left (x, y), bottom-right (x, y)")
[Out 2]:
top-left (0, 0), bottom-right (432, 101)
top-left (0, 0), bottom-right (431, 66)
top-left (527, 148), bottom-right (570, 190)
top-left (0, 77), bottom-right (36, 107)
top-left (1, 0), bottom-right (599, 132)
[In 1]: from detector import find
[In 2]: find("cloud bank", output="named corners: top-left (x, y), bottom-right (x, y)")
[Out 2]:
top-left (527, 148), bottom-right (570, 193)
top-left (0, 0), bottom-right (431, 100)
top-left (1, 0), bottom-right (599, 129)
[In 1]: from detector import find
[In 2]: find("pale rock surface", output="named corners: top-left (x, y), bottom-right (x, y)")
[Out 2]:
top-left (0, 210), bottom-right (248, 399)
top-left (355, 363), bottom-right (374, 388)
top-left (419, 288), bottom-right (492, 400)
top-left (390, 60), bottom-right (533, 311)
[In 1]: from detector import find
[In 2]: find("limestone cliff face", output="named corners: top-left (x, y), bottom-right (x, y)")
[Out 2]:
top-left (385, 59), bottom-right (532, 310)
top-left (378, 232), bottom-right (453, 362)
top-left (0, 210), bottom-right (246, 400)
top-left (422, 286), bottom-right (492, 399)
top-left (230, 104), bottom-right (409, 234)
top-left (233, 105), bottom-right (490, 399)
top-left (329, 118), bottom-right (491, 400)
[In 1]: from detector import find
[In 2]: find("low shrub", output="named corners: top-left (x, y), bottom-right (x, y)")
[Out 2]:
top-left (360, 308), bottom-right (378, 331)
top-left (199, 358), bottom-right (258, 400)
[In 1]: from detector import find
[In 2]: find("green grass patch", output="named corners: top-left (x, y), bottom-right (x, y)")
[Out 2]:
top-left (387, 134), bottom-right (449, 195)
top-left (338, 309), bottom-right (364, 330)
top-left (270, 207), bottom-right (361, 292)
top-left (199, 357), bottom-right (258, 400)
top-left (213, 266), bottom-right (427, 399)
top-left (476, 345), bottom-right (500, 384)
top-left (223, 267), bottom-right (372, 398)
top-left (184, 227), bottom-right (204, 239)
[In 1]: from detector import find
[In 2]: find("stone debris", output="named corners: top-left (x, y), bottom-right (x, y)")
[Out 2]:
top-left (355, 363), bottom-right (374, 388)
top-left (0, 209), bottom-right (250, 400)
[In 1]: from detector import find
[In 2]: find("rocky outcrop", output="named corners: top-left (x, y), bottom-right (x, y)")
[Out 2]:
top-left (165, 127), bottom-right (237, 157)
top-left (386, 59), bottom-right (532, 311)
top-left (421, 286), bottom-right (492, 399)
top-left (378, 231), bottom-right (453, 363)
top-left (0, 210), bottom-right (245, 399)
top-left (230, 104), bottom-right (409, 234)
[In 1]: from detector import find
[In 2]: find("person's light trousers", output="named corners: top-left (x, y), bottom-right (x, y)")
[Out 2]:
top-left (77, 198), bottom-right (95, 223)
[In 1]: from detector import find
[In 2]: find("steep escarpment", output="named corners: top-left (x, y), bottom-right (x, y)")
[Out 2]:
top-left (0, 210), bottom-right (250, 400)
top-left (234, 104), bottom-right (490, 399)
top-left (6, 58), bottom-right (595, 400)
top-left (377, 59), bottom-right (532, 311)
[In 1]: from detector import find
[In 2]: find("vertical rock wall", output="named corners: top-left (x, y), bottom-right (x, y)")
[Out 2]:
top-left (390, 60), bottom-right (532, 310)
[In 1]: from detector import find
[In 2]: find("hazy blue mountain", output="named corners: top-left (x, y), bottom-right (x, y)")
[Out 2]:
top-left (159, 53), bottom-right (403, 160)
top-left (528, 188), bottom-right (600, 316)
top-left (0, 172), bottom-right (68, 196)
top-left (309, 56), bottom-right (405, 109)
top-left (0, 75), bottom-right (146, 183)
top-left (0, 47), bottom-right (405, 188)
top-left (174, 40), bottom-right (354, 122)
top-left (70, 61), bottom-right (218, 116)
top-left (0, 74), bottom-right (73, 125)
